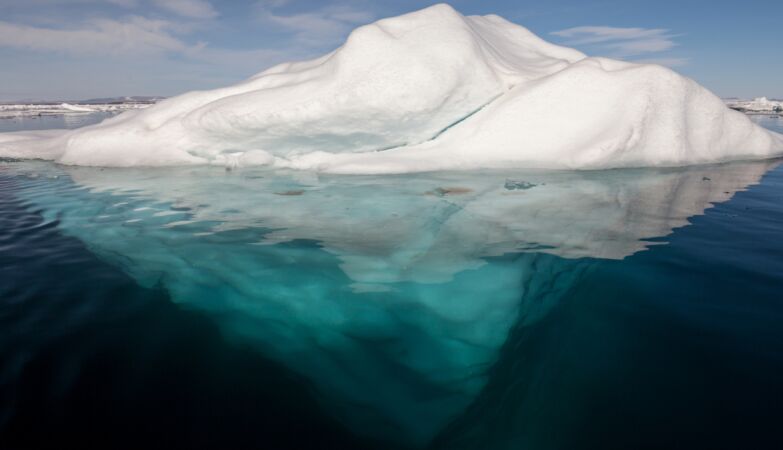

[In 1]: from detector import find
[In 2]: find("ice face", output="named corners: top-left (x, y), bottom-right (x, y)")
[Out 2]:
top-left (7, 159), bottom-right (777, 445)
top-left (1, 4), bottom-right (781, 170)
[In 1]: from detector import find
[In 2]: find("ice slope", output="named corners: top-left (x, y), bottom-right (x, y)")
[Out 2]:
top-left (0, 3), bottom-right (781, 170)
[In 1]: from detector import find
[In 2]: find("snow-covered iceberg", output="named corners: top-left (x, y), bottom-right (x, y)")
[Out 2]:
top-left (1, 3), bottom-right (781, 171)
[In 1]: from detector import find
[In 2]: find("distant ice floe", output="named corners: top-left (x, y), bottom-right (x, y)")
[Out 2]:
top-left (0, 102), bottom-right (153, 118)
top-left (0, 3), bottom-right (781, 171)
top-left (59, 103), bottom-right (95, 112)
top-left (725, 97), bottom-right (783, 114)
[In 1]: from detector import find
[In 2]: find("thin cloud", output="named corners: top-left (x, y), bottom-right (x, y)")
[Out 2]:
top-left (108, 0), bottom-right (139, 7)
top-left (150, 0), bottom-right (218, 20)
top-left (0, 0), bottom-right (137, 5)
top-left (255, 2), bottom-right (375, 47)
top-left (0, 17), bottom-right (193, 56)
top-left (633, 57), bottom-right (690, 67)
top-left (0, 13), bottom-right (290, 79)
top-left (551, 26), bottom-right (679, 57)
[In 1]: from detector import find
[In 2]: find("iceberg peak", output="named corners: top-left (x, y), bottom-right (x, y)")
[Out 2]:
top-left (0, 4), bottom-right (781, 171)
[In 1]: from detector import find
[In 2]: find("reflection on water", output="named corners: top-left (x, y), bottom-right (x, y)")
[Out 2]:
top-left (0, 178), bottom-right (387, 449)
top-left (3, 157), bottom-right (779, 446)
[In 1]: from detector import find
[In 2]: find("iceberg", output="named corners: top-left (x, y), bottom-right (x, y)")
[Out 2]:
top-left (0, 3), bottom-right (781, 171)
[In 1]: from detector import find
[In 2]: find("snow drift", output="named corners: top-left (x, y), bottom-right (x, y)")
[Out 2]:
top-left (1, 3), bottom-right (781, 171)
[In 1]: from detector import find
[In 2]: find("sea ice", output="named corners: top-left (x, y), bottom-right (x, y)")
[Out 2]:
top-left (0, 103), bottom-right (152, 118)
top-left (59, 103), bottom-right (95, 113)
top-left (0, 3), bottom-right (780, 170)
top-left (725, 97), bottom-right (783, 113)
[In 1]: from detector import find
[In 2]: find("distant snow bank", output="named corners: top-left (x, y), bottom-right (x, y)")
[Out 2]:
top-left (1, 3), bottom-right (781, 171)
top-left (725, 97), bottom-right (783, 114)
top-left (60, 103), bottom-right (95, 112)
top-left (0, 102), bottom-right (154, 118)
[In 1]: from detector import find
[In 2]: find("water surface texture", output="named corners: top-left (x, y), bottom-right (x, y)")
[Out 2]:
top-left (1, 114), bottom-right (782, 449)
top-left (0, 112), bottom-right (115, 133)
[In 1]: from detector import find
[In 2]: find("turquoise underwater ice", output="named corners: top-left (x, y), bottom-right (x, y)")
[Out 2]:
top-left (6, 157), bottom-right (779, 445)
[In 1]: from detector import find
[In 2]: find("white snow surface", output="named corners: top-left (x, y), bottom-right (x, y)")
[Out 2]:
top-left (1, 3), bottom-right (781, 171)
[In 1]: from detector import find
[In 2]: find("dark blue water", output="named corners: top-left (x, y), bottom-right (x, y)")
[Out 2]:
top-left (1, 114), bottom-right (782, 449)
top-left (0, 175), bottom-right (388, 449)
top-left (434, 164), bottom-right (783, 449)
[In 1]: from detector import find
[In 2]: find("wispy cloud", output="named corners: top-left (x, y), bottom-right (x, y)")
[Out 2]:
top-left (255, 1), bottom-right (375, 47)
top-left (150, 0), bottom-right (218, 20)
top-left (0, 4), bottom-right (294, 88)
top-left (551, 26), bottom-right (680, 58)
top-left (0, 0), bottom-right (137, 6)
top-left (0, 17), bottom-right (194, 56)
top-left (107, 0), bottom-right (140, 7)
top-left (632, 57), bottom-right (690, 67)
top-left (0, 0), bottom-right (218, 19)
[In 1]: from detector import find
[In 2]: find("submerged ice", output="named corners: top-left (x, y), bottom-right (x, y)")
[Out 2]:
top-left (0, 4), bottom-right (781, 171)
top-left (7, 159), bottom-right (778, 445)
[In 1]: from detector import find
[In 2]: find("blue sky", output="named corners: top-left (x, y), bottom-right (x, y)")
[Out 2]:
top-left (0, 0), bottom-right (780, 101)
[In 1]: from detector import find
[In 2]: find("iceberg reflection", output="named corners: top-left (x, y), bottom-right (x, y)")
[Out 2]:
top-left (8, 159), bottom-right (779, 446)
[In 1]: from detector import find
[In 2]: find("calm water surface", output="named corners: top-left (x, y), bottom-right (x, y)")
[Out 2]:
top-left (0, 112), bottom-right (116, 132)
top-left (1, 113), bottom-right (782, 449)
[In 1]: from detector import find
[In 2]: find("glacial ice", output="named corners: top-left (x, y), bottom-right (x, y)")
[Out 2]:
top-left (8, 158), bottom-right (778, 444)
top-left (1, 3), bottom-right (781, 171)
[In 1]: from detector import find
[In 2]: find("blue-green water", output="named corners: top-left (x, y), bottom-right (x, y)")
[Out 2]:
top-left (1, 115), bottom-right (782, 449)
